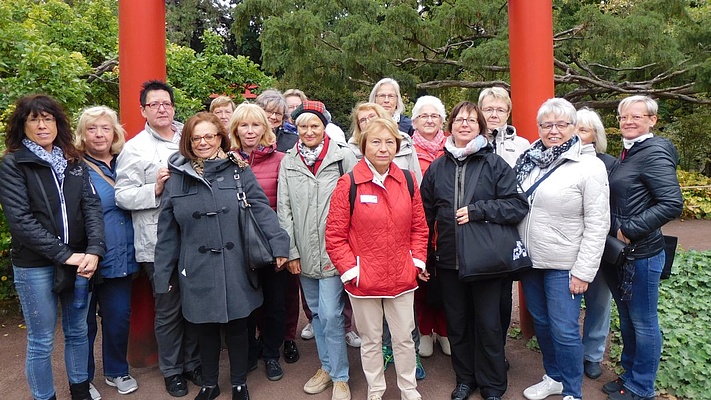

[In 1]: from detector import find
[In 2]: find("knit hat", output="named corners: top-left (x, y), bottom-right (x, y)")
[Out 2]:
top-left (291, 100), bottom-right (329, 127)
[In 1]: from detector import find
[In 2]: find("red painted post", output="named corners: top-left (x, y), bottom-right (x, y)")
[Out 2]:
top-left (119, 0), bottom-right (166, 367)
top-left (508, 0), bottom-right (555, 338)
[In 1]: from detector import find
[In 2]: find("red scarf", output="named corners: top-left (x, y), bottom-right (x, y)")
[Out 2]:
top-left (412, 129), bottom-right (446, 160)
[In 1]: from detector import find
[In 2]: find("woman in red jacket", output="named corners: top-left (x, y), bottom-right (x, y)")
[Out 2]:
top-left (229, 103), bottom-right (295, 381)
top-left (326, 117), bottom-right (429, 400)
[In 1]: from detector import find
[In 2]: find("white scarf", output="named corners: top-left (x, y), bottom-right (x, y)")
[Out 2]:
top-left (622, 133), bottom-right (653, 150)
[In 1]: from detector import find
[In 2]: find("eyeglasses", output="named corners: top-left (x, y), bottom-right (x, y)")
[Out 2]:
top-left (539, 122), bottom-right (573, 131)
top-left (617, 114), bottom-right (652, 122)
top-left (27, 116), bottom-right (56, 126)
top-left (265, 110), bottom-right (283, 118)
top-left (453, 117), bottom-right (478, 126)
top-left (87, 125), bottom-right (113, 134)
top-left (144, 102), bottom-right (174, 110)
top-left (190, 134), bottom-right (218, 144)
top-left (375, 94), bottom-right (396, 100)
top-left (357, 113), bottom-right (378, 126)
top-left (417, 114), bottom-right (441, 121)
top-left (482, 108), bottom-right (509, 115)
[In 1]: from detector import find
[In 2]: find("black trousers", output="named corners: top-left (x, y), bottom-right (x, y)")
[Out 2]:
top-left (248, 267), bottom-right (288, 361)
top-left (499, 277), bottom-right (514, 346)
top-left (439, 268), bottom-right (507, 398)
top-left (196, 317), bottom-right (249, 386)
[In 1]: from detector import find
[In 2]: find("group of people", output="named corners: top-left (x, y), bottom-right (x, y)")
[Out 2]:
top-left (0, 75), bottom-right (683, 400)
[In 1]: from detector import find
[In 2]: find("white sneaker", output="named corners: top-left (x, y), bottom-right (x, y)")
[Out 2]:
top-left (523, 374), bottom-right (563, 400)
top-left (436, 334), bottom-right (451, 356)
top-left (563, 396), bottom-right (581, 400)
top-left (418, 333), bottom-right (434, 357)
top-left (345, 331), bottom-right (361, 348)
top-left (301, 322), bottom-right (315, 340)
top-left (89, 382), bottom-right (101, 400)
top-left (105, 374), bottom-right (138, 395)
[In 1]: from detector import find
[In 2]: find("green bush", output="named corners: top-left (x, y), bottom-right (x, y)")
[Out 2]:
top-left (0, 210), bottom-right (14, 302)
top-left (677, 170), bottom-right (711, 220)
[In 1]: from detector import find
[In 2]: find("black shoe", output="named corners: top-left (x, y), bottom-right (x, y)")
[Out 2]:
top-left (283, 340), bottom-right (300, 363)
top-left (485, 397), bottom-right (502, 400)
top-left (194, 385), bottom-right (220, 400)
top-left (165, 374), bottom-right (189, 397)
top-left (232, 384), bottom-right (250, 400)
top-left (607, 388), bottom-right (655, 400)
top-left (69, 380), bottom-right (90, 400)
top-left (451, 383), bottom-right (472, 400)
top-left (603, 377), bottom-right (626, 394)
top-left (183, 366), bottom-right (205, 386)
top-left (265, 359), bottom-right (284, 381)
top-left (584, 360), bottom-right (603, 379)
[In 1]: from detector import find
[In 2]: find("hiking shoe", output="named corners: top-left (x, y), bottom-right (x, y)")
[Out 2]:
top-left (345, 331), bottom-right (361, 348)
top-left (105, 375), bottom-right (138, 395)
top-left (415, 353), bottom-right (426, 380)
top-left (332, 381), bottom-right (351, 400)
top-left (301, 322), bottom-right (315, 340)
top-left (183, 366), bottom-right (204, 386)
top-left (603, 377), bottom-right (626, 394)
top-left (607, 388), bottom-right (655, 400)
top-left (88, 382), bottom-right (101, 400)
top-left (164, 374), bottom-right (188, 397)
top-left (523, 374), bottom-right (563, 400)
top-left (451, 383), bottom-right (472, 400)
top-left (303, 368), bottom-right (332, 394)
top-left (265, 359), bottom-right (284, 381)
top-left (419, 333), bottom-right (434, 357)
top-left (584, 360), bottom-right (603, 379)
top-left (382, 346), bottom-right (394, 370)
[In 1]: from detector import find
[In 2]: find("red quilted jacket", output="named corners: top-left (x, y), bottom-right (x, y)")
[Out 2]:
top-left (238, 145), bottom-right (284, 210)
top-left (326, 159), bottom-right (429, 297)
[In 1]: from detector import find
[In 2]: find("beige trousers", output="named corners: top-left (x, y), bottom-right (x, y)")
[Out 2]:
top-left (349, 291), bottom-right (421, 400)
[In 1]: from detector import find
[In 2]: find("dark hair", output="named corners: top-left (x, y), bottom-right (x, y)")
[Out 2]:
top-left (447, 101), bottom-right (487, 136)
top-left (139, 80), bottom-right (175, 107)
top-left (179, 112), bottom-right (231, 160)
top-left (5, 94), bottom-right (81, 161)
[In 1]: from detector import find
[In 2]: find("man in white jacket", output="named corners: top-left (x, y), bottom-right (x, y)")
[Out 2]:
top-left (115, 80), bottom-right (201, 398)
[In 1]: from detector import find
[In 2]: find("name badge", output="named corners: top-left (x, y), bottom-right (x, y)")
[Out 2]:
top-left (360, 195), bottom-right (378, 204)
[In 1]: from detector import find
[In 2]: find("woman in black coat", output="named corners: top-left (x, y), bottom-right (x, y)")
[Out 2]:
top-left (420, 101), bottom-right (529, 400)
top-left (0, 94), bottom-right (105, 400)
top-left (153, 112), bottom-right (289, 400)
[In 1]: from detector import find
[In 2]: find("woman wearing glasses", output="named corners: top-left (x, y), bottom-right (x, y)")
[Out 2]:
top-left (601, 96), bottom-right (682, 400)
top-left (478, 87), bottom-right (530, 168)
top-left (256, 89), bottom-right (299, 152)
top-left (420, 101), bottom-right (529, 400)
top-left (154, 112), bottom-right (290, 400)
top-left (0, 94), bottom-right (105, 400)
top-left (516, 98), bottom-right (610, 400)
top-left (369, 78), bottom-right (414, 135)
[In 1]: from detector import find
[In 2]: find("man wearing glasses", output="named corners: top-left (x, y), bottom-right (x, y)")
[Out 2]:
top-left (115, 80), bottom-right (202, 398)
top-left (478, 87), bottom-right (530, 167)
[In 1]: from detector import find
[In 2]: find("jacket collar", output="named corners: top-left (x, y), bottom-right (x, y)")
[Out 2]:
top-left (351, 157), bottom-right (405, 186)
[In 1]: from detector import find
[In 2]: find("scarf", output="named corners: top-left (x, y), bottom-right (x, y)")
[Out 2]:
top-left (515, 135), bottom-right (579, 185)
top-left (444, 135), bottom-right (488, 161)
top-left (191, 148), bottom-right (227, 176)
top-left (412, 129), bottom-right (446, 159)
top-left (23, 138), bottom-right (67, 182)
top-left (298, 139), bottom-right (325, 167)
top-left (622, 133), bottom-right (653, 150)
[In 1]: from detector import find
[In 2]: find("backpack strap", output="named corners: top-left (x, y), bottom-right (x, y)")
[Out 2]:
top-left (403, 169), bottom-right (414, 199)
top-left (348, 171), bottom-right (356, 216)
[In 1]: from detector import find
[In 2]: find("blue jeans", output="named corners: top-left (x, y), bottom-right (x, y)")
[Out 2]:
top-left (521, 269), bottom-right (583, 399)
top-left (604, 251), bottom-right (664, 398)
top-left (582, 268), bottom-right (612, 362)
top-left (300, 275), bottom-right (349, 382)
top-left (88, 276), bottom-right (133, 381)
top-left (14, 265), bottom-right (90, 400)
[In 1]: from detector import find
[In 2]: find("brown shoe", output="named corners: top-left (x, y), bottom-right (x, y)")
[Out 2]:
top-left (303, 368), bottom-right (332, 394)
top-left (332, 381), bottom-right (351, 400)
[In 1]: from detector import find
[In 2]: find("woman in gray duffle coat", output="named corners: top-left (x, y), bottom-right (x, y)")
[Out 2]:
top-left (154, 112), bottom-right (290, 400)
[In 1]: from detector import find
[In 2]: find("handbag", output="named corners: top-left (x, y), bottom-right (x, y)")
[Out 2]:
top-left (602, 235), bottom-right (631, 267)
top-left (458, 220), bottom-right (532, 282)
top-left (661, 235), bottom-right (678, 280)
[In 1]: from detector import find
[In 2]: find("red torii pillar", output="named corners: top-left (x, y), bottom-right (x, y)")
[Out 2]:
top-left (509, 0), bottom-right (555, 338)
top-left (119, 0), bottom-right (167, 367)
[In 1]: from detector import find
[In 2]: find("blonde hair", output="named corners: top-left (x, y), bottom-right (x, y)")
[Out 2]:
top-left (360, 117), bottom-right (403, 155)
top-left (74, 106), bottom-right (126, 155)
top-left (209, 95), bottom-right (236, 112)
top-left (229, 103), bottom-right (276, 150)
top-left (284, 89), bottom-right (308, 102)
top-left (478, 87), bottom-right (512, 112)
top-left (576, 107), bottom-right (608, 153)
top-left (350, 103), bottom-right (390, 146)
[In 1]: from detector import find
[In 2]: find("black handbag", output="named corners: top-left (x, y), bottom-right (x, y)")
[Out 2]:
top-left (661, 235), bottom-right (678, 280)
top-left (457, 221), bottom-right (532, 282)
top-left (602, 235), bottom-right (631, 267)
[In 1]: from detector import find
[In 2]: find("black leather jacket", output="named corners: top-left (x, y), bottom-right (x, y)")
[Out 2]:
top-left (0, 146), bottom-right (105, 267)
top-left (608, 137), bottom-right (683, 258)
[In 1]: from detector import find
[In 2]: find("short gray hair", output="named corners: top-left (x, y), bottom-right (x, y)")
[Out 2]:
top-left (411, 95), bottom-right (447, 121)
top-left (369, 78), bottom-right (405, 116)
top-left (256, 89), bottom-right (288, 116)
top-left (537, 98), bottom-right (577, 126)
top-left (618, 95), bottom-right (658, 116)
top-left (576, 107), bottom-right (607, 153)
top-left (478, 87), bottom-right (511, 111)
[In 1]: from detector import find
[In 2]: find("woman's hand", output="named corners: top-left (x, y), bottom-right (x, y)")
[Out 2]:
top-left (417, 269), bottom-right (430, 282)
top-left (77, 254), bottom-right (100, 278)
top-left (286, 259), bottom-right (301, 275)
top-left (275, 257), bottom-right (288, 271)
top-left (617, 229), bottom-right (631, 245)
top-left (455, 206), bottom-right (469, 225)
top-left (155, 167), bottom-right (171, 196)
top-left (569, 275), bottom-right (589, 296)
top-left (65, 253), bottom-right (85, 266)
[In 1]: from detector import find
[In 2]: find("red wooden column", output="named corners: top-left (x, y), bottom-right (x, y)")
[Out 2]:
top-left (119, 0), bottom-right (166, 367)
top-left (508, 0), bottom-right (555, 338)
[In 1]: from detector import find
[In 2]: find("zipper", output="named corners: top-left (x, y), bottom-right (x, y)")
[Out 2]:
top-left (453, 160), bottom-right (467, 269)
top-left (53, 173), bottom-right (69, 244)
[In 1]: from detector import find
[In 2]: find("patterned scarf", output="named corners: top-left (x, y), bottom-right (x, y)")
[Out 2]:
top-left (191, 148), bottom-right (227, 176)
top-left (412, 129), bottom-right (446, 159)
top-left (515, 135), bottom-right (579, 185)
top-left (444, 135), bottom-right (488, 161)
top-left (298, 139), bottom-right (325, 167)
top-left (22, 138), bottom-right (67, 182)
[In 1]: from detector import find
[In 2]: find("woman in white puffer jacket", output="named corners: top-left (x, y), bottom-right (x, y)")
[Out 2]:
top-left (515, 98), bottom-right (610, 400)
